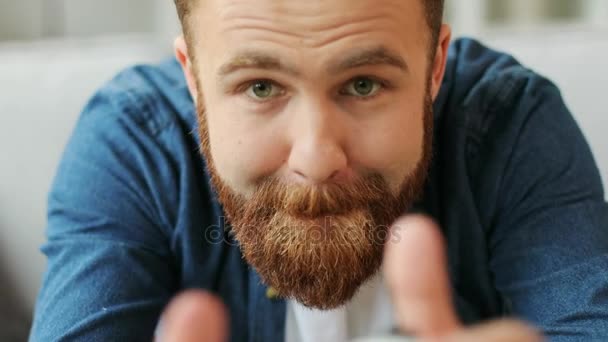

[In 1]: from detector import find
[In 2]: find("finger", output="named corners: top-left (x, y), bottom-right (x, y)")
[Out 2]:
top-left (383, 214), bottom-right (460, 338)
top-left (437, 319), bottom-right (543, 342)
top-left (157, 290), bottom-right (228, 342)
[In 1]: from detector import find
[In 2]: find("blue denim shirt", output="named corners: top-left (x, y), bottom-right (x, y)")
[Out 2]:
top-left (31, 39), bottom-right (608, 341)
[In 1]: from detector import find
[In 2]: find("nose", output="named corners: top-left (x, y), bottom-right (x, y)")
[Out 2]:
top-left (287, 99), bottom-right (348, 184)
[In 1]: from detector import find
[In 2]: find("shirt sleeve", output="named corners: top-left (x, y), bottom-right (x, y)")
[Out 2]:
top-left (30, 88), bottom-right (181, 341)
top-left (487, 72), bottom-right (608, 340)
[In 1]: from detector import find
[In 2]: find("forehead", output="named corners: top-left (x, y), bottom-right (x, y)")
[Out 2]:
top-left (195, 0), bottom-right (426, 47)
top-left (192, 0), bottom-right (428, 78)
top-left (204, 0), bottom-right (423, 19)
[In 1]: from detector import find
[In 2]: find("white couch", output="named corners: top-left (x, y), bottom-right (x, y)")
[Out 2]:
top-left (0, 31), bottom-right (606, 331)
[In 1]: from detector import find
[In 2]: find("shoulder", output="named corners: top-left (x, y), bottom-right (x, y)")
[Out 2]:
top-left (78, 58), bottom-right (194, 139)
top-left (61, 57), bottom-right (200, 190)
top-left (438, 38), bottom-right (604, 228)
top-left (52, 58), bottom-right (202, 237)
top-left (439, 38), bottom-right (571, 173)
top-left (439, 38), bottom-right (555, 128)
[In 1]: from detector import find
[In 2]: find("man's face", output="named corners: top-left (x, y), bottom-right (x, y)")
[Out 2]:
top-left (181, 0), bottom-right (447, 309)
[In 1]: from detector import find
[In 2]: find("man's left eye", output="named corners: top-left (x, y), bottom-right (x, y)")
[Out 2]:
top-left (342, 77), bottom-right (382, 97)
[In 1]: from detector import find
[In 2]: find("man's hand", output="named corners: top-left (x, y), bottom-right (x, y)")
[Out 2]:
top-left (158, 215), bottom-right (543, 342)
top-left (383, 215), bottom-right (543, 341)
top-left (156, 290), bottom-right (228, 342)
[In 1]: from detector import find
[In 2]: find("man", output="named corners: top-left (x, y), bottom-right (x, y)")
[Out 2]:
top-left (30, 0), bottom-right (607, 341)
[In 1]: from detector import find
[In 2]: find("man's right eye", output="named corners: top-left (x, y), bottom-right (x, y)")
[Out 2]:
top-left (245, 80), bottom-right (282, 100)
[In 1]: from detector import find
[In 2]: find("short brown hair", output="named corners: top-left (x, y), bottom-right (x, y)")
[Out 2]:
top-left (174, 0), bottom-right (444, 56)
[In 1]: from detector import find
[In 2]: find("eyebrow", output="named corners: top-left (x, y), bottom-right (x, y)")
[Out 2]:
top-left (218, 52), bottom-right (300, 78)
top-left (331, 46), bottom-right (408, 74)
top-left (217, 46), bottom-right (408, 79)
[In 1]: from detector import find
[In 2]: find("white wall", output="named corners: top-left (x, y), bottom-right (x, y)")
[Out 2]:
top-left (0, 0), bottom-right (172, 41)
top-left (0, 0), bottom-right (46, 40)
top-left (447, 0), bottom-right (608, 37)
top-left (61, 0), bottom-right (155, 37)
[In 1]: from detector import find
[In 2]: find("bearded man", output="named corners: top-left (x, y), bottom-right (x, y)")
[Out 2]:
top-left (31, 0), bottom-right (608, 341)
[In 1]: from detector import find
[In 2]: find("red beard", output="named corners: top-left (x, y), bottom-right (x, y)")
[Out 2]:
top-left (196, 89), bottom-right (433, 309)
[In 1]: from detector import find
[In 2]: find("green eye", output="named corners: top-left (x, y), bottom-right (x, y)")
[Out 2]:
top-left (248, 81), bottom-right (275, 99)
top-left (345, 77), bottom-right (381, 97)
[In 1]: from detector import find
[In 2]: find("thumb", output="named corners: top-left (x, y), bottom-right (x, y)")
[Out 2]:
top-left (383, 214), bottom-right (460, 338)
top-left (157, 290), bottom-right (229, 342)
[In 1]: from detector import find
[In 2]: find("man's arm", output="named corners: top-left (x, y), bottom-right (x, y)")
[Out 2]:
top-left (486, 72), bottom-right (608, 340)
top-left (30, 89), bottom-right (179, 341)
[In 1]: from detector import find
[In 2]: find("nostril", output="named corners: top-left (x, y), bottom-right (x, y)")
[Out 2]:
top-left (287, 140), bottom-right (348, 184)
top-left (291, 170), bottom-right (310, 183)
top-left (290, 168), bottom-right (346, 186)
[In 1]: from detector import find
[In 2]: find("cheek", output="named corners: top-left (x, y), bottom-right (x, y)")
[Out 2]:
top-left (349, 99), bottom-right (425, 190)
top-left (204, 98), bottom-right (289, 193)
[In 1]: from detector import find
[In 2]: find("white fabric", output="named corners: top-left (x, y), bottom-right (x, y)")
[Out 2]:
top-left (285, 272), bottom-right (396, 342)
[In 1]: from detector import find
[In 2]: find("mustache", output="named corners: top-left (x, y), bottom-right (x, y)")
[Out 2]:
top-left (248, 173), bottom-right (391, 218)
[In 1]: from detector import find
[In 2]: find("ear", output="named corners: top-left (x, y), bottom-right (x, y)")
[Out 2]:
top-left (429, 24), bottom-right (452, 101)
top-left (174, 35), bottom-right (199, 103)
